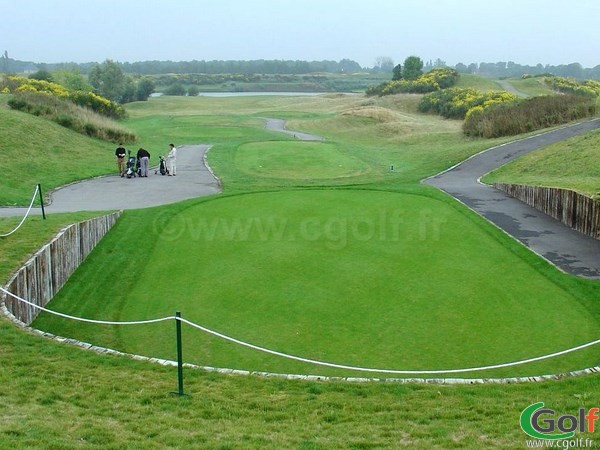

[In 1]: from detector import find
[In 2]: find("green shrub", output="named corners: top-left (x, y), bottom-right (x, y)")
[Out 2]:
top-left (55, 114), bottom-right (75, 128)
top-left (1, 75), bottom-right (126, 119)
top-left (69, 90), bottom-right (127, 119)
top-left (463, 94), bottom-right (596, 138)
top-left (418, 88), bottom-right (518, 119)
top-left (366, 68), bottom-right (459, 96)
top-left (7, 91), bottom-right (136, 144)
top-left (7, 97), bottom-right (27, 111)
top-left (83, 122), bottom-right (98, 136)
top-left (164, 83), bottom-right (187, 96)
top-left (545, 76), bottom-right (600, 98)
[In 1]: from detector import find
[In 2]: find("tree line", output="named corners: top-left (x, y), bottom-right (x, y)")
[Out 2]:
top-left (2, 55), bottom-right (599, 80)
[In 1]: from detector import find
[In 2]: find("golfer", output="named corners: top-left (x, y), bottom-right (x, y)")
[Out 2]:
top-left (115, 143), bottom-right (126, 177)
top-left (136, 147), bottom-right (151, 177)
top-left (166, 143), bottom-right (177, 176)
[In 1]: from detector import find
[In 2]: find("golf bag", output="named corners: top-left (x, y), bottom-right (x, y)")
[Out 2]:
top-left (155, 155), bottom-right (168, 175)
top-left (125, 151), bottom-right (139, 178)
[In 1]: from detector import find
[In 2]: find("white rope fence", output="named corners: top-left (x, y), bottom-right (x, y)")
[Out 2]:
top-left (2, 286), bottom-right (599, 375)
top-left (0, 185), bottom-right (40, 238)
top-left (0, 287), bottom-right (171, 326)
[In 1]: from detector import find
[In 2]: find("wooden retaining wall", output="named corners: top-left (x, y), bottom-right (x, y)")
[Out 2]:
top-left (2, 212), bottom-right (121, 325)
top-left (494, 183), bottom-right (600, 240)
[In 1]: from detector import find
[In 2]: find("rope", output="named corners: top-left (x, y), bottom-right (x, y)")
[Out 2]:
top-left (2, 285), bottom-right (599, 375)
top-left (0, 185), bottom-right (40, 238)
top-left (0, 287), bottom-right (172, 325)
top-left (179, 317), bottom-right (600, 375)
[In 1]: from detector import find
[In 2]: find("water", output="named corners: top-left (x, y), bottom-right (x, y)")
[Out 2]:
top-left (152, 92), bottom-right (326, 98)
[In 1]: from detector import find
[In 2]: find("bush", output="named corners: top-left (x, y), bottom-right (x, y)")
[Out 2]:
top-left (545, 76), bottom-right (600, 97)
top-left (55, 114), bottom-right (75, 128)
top-left (366, 68), bottom-right (459, 97)
top-left (1, 75), bottom-right (126, 119)
top-left (418, 88), bottom-right (518, 119)
top-left (69, 90), bottom-right (126, 119)
top-left (7, 97), bottom-right (28, 111)
top-left (7, 92), bottom-right (136, 144)
top-left (164, 83), bottom-right (187, 96)
top-left (463, 94), bottom-right (596, 138)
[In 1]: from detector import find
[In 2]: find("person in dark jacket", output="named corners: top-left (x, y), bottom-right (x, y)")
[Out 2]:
top-left (136, 148), bottom-right (151, 177)
top-left (115, 144), bottom-right (127, 177)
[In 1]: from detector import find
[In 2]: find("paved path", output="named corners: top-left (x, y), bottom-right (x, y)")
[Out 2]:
top-left (0, 144), bottom-right (221, 216)
top-left (424, 119), bottom-right (600, 279)
top-left (264, 118), bottom-right (324, 141)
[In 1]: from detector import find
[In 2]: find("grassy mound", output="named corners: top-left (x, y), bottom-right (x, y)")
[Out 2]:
top-left (33, 190), bottom-right (599, 378)
top-left (0, 99), bottom-right (117, 205)
top-left (483, 127), bottom-right (600, 198)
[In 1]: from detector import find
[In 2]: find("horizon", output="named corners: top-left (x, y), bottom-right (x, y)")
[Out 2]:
top-left (3, 0), bottom-right (600, 69)
top-left (5, 55), bottom-right (598, 71)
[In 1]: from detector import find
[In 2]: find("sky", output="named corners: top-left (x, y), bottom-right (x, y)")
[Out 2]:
top-left (2, 0), bottom-right (599, 68)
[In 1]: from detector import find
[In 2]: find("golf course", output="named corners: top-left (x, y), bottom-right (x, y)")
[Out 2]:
top-left (2, 86), bottom-right (600, 447)
top-left (14, 91), bottom-right (598, 379)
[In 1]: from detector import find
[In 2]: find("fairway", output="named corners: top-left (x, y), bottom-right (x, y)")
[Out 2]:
top-left (235, 141), bottom-right (371, 179)
top-left (34, 189), bottom-right (599, 378)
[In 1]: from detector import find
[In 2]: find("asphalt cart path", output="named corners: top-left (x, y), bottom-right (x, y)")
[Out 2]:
top-left (424, 119), bottom-right (600, 279)
top-left (264, 118), bottom-right (324, 141)
top-left (0, 144), bottom-right (221, 216)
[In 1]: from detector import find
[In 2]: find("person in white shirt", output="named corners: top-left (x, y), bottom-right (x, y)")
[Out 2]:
top-left (166, 143), bottom-right (177, 176)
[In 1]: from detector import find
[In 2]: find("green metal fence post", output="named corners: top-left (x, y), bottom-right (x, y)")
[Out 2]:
top-left (37, 184), bottom-right (46, 220)
top-left (175, 311), bottom-right (185, 396)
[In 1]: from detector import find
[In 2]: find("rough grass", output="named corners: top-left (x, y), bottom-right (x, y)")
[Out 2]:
top-left (483, 128), bottom-right (600, 197)
top-left (0, 97), bottom-right (118, 205)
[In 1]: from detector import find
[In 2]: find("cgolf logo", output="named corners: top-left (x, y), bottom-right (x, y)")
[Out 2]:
top-left (520, 402), bottom-right (599, 440)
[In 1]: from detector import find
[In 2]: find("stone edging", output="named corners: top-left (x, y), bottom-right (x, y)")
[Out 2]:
top-left (2, 303), bottom-right (599, 384)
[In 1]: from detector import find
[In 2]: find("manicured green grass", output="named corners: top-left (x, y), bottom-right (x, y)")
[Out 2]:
top-left (483, 128), bottom-right (600, 197)
top-left (2, 210), bottom-right (599, 448)
top-left (235, 141), bottom-right (371, 179)
top-left (34, 189), bottom-right (599, 378)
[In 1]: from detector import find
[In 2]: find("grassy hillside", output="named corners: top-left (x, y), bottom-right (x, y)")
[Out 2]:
top-left (0, 95), bottom-right (118, 205)
top-left (483, 127), bottom-right (600, 198)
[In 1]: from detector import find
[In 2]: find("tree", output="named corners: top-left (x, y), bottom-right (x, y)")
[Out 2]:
top-left (403, 56), bottom-right (423, 80)
top-left (2, 50), bottom-right (10, 73)
top-left (54, 68), bottom-right (92, 91)
top-left (88, 59), bottom-right (126, 102)
top-left (392, 64), bottom-right (403, 81)
top-left (187, 85), bottom-right (199, 97)
top-left (164, 83), bottom-right (186, 96)
top-left (374, 56), bottom-right (394, 73)
top-left (29, 70), bottom-right (53, 82)
top-left (455, 63), bottom-right (468, 73)
top-left (135, 77), bottom-right (155, 101)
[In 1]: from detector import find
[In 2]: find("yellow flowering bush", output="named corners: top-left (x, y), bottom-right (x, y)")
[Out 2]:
top-left (366, 68), bottom-right (459, 96)
top-left (2, 75), bottom-right (126, 119)
top-left (545, 76), bottom-right (600, 97)
top-left (464, 94), bottom-right (595, 138)
top-left (7, 76), bottom-right (70, 97)
top-left (418, 88), bottom-right (517, 119)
